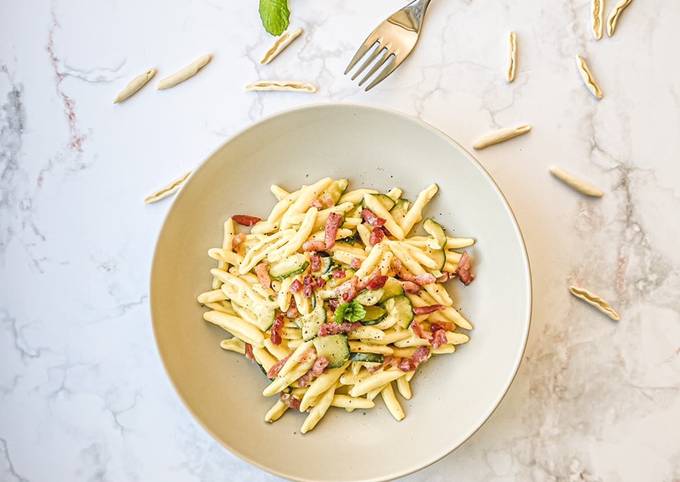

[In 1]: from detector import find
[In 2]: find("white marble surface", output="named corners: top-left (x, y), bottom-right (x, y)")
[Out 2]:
top-left (1, 0), bottom-right (679, 480)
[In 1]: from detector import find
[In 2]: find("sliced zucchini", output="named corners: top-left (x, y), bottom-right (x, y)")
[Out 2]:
top-left (313, 334), bottom-right (350, 368)
top-left (229, 289), bottom-right (276, 330)
top-left (269, 253), bottom-right (309, 280)
top-left (386, 187), bottom-right (402, 203)
top-left (255, 306), bottom-right (276, 331)
top-left (354, 289), bottom-right (384, 306)
top-left (376, 194), bottom-right (396, 211)
top-left (426, 245), bottom-right (447, 271)
top-left (361, 305), bottom-right (387, 325)
top-left (348, 203), bottom-right (363, 220)
top-left (313, 254), bottom-right (333, 275)
top-left (324, 179), bottom-right (349, 204)
top-left (378, 277), bottom-right (404, 303)
top-left (382, 295), bottom-right (414, 329)
top-left (423, 218), bottom-right (446, 249)
top-left (301, 300), bottom-right (327, 340)
top-left (350, 352), bottom-right (384, 363)
top-left (390, 199), bottom-right (410, 225)
top-left (325, 269), bottom-right (355, 289)
top-left (337, 232), bottom-right (359, 244)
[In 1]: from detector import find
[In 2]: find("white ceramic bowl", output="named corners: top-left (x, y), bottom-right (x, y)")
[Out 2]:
top-left (151, 104), bottom-right (531, 482)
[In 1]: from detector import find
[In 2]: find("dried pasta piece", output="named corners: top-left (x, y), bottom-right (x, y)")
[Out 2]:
top-left (260, 28), bottom-right (304, 64)
top-left (575, 55), bottom-right (603, 100)
top-left (506, 32), bottom-right (517, 83)
top-left (114, 68), bottom-right (156, 103)
top-left (157, 54), bottom-right (212, 90)
top-left (245, 80), bottom-right (317, 93)
top-left (607, 0), bottom-right (633, 37)
top-left (592, 0), bottom-right (604, 40)
top-left (144, 171), bottom-right (192, 204)
top-left (473, 125), bottom-right (531, 150)
top-left (569, 286), bottom-right (620, 321)
top-left (549, 166), bottom-right (604, 197)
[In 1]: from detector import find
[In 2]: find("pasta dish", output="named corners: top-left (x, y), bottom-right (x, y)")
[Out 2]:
top-left (196, 178), bottom-right (476, 433)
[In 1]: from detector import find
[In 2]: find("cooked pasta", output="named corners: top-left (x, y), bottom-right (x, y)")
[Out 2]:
top-left (197, 178), bottom-right (477, 432)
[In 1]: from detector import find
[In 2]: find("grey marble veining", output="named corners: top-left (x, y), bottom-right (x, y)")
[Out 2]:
top-left (1, 0), bottom-right (679, 481)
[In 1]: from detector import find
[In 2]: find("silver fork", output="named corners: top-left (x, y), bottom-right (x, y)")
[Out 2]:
top-left (345, 0), bottom-right (433, 91)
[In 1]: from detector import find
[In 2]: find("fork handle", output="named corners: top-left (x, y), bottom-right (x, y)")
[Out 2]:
top-left (405, 0), bottom-right (433, 27)
top-left (409, 0), bottom-right (432, 10)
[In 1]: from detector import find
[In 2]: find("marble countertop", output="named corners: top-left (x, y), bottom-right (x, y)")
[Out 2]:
top-left (2, 0), bottom-right (679, 480)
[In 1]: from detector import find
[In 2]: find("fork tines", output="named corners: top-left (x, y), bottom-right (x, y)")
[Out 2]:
top-left (345, 39), bottom-right (399, 92)
top-left (344, 0), bottom-right (430, 91)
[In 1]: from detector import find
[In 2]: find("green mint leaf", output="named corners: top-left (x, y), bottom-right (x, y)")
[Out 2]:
top-left (334, 303), bottom-right (348, 324)
top-left (334, 301), bottom-right (367, 323)
top-left (259, 0), bottom-right (290, 36)
top-left (344, 301), bottom-right (366, 323)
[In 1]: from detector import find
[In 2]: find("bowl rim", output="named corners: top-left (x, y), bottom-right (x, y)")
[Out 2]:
top-left (150, 102), bottom-right (533, 482)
